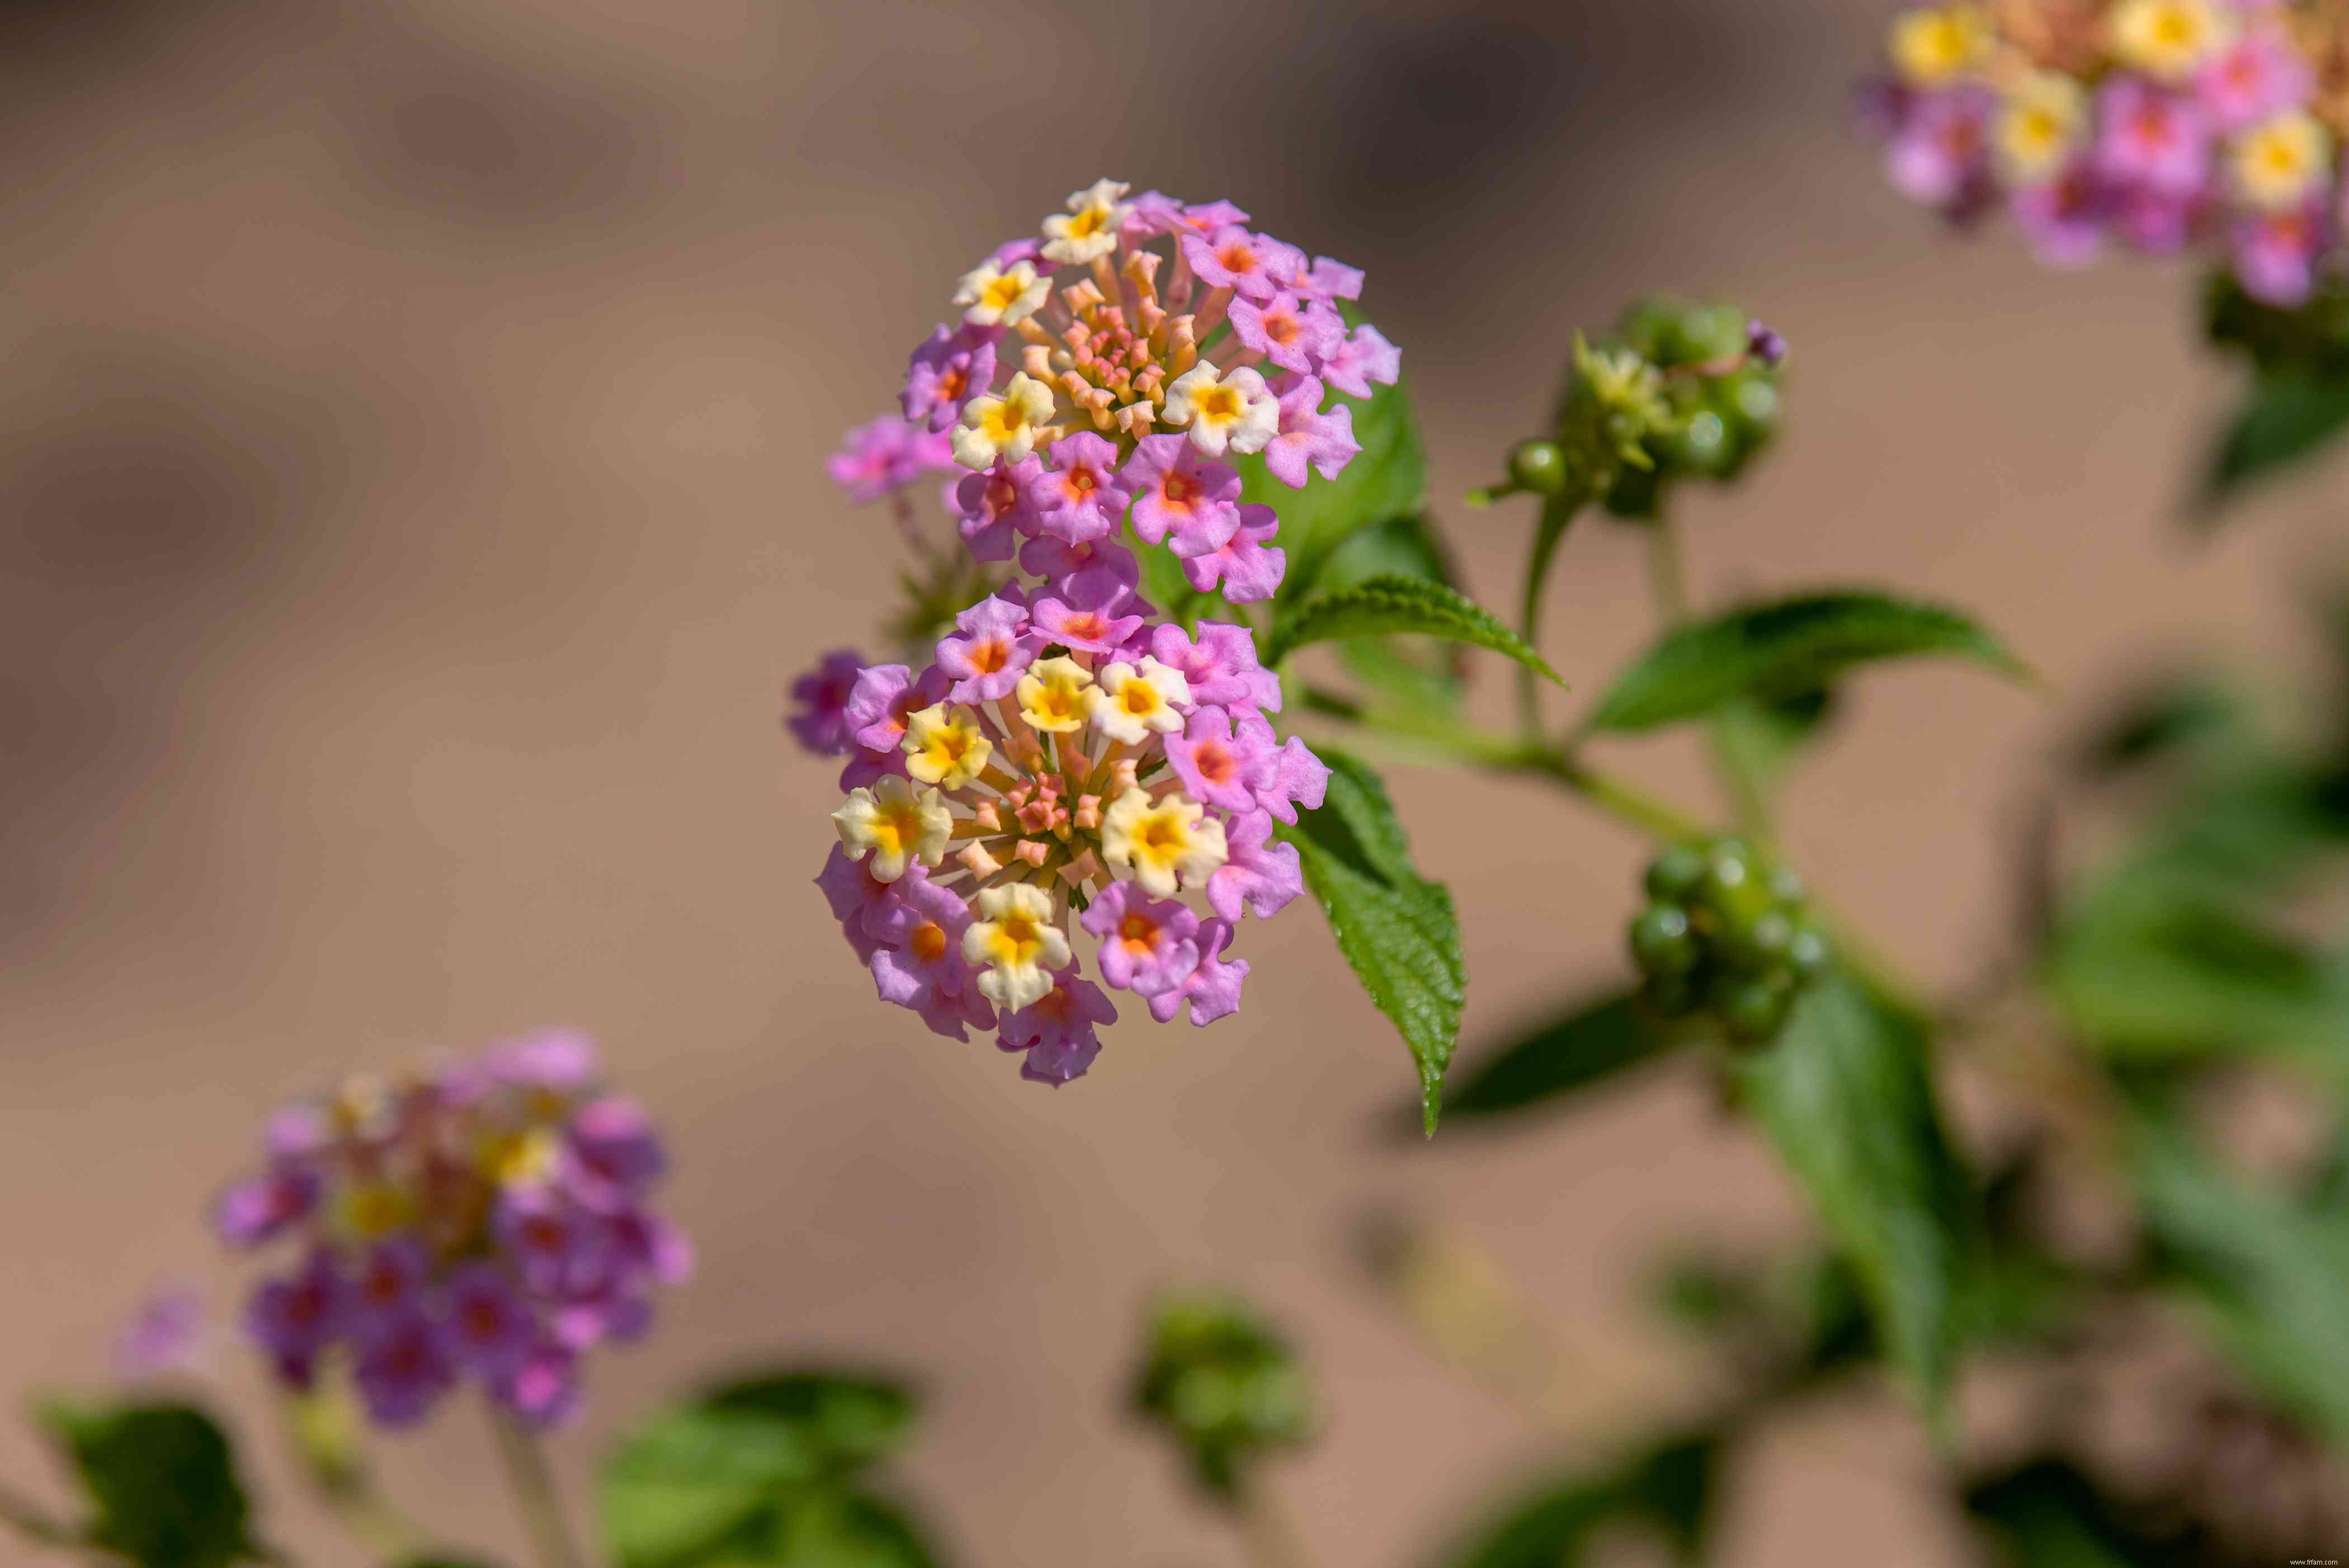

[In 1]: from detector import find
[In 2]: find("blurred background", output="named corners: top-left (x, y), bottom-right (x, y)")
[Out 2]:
top-left (4, 0), bottom-right (2344, 1562)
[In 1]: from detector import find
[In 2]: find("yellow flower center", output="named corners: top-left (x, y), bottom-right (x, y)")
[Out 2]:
top-left (911, 922), bottom-right (949, 963)
top-left (1194, 384), bottom-right (1243, 424)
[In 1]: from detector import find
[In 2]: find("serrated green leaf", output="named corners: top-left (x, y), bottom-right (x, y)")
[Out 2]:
top-left (2197, 367), bottom-right (2349, 520)
top-left (2133, 1113), bottom-right (2349, 1443)
top-left (1276, 748), bottom-right (1464, 1134)
top-left (1588, 591), bottom-right (2027, 734)
top-left (602, 1371), bottom-right (921, 1568)
top-left (1317, 515), bottom-right (1469, 711)
top-left (1266, 574), bottom-right (1563, 684)
top-left (1440, 990), bottom-right (1680, 1125)
top-left (1734, 976), bottom-right (1970, 1419)
top-left (1431, 1433), bottom-right (1722, 1568)
top-left (1241, 374), bottom-right (1426, 606)
top-left (39, 1402), bottom-right (263, 1568)
top-left (1964, 1458), bottom-right (2192, 1568)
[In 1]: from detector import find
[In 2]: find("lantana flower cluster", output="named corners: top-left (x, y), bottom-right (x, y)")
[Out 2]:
top-left (214, 1032), bottom-right (688, 1429)
top-left (1866, 1), bottom-right (2349, 304)
top-left (794, 180), bottom-right (1398, 1086)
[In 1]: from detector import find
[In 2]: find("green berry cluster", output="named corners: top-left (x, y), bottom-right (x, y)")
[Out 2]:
top-left (1593, 301), bottom-right (1781, 517)
top-left (1130, 1292), bottom-right (1314, 1499)
top-left (1630, 837), bottom-right (1830, 1044)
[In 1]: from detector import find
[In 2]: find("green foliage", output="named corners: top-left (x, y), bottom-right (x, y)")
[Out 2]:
top-left (37, 1402), bottom-right (263, 1568)
top-left (1276, 747), bottom-right (1465, 1134)
top-left (1242, 372), bottom-right (1427, 606)
top-left (2199, 370), bottom-right (2349, 516)
top-left (1265, 574), bottom-right (1563, 684)
top-left (1429, 1433), bottom-right (1722, 1568)
top-left (1440, 989), bottom-right (1680, 1125)
top-left (1733, 976), bottom-right (1971, 1418)
top-left (2072, 676), bottom-right (2246, 778)
top-left (1964, 1458), bottom-right (2201, 1568)
top-left (2131, 1113), bottom-right (2349, 1444)
top-left (1631, 838), bottom-right (1831, 1044)
top-left (400, 1560), bottom-right (503, 1567)
top-left (1131, 1292), bottom-right (1314, 1501)
top-left (1312, 514), bottom-right (1470, 712)
top-left (1588, 591), bottom-right (2027, 733)
top-left (601, 1369), bottom-right (940, 1568)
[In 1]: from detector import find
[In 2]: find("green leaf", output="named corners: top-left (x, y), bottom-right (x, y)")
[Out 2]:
top-left (1131, 1292), bottom-right (1314, 1502)
top-left (1441, 990), bottom-right (1681, 1125)
top-left (1276, 747), bottom-right (1464, 1134)
top-left (1432, 1434), bottom-right (1722, 1568)
top-left (1734, 975), bottom-right (1970, 1418)
top-left (602, 1371), bottom-right (920, 1568)
top-left (2049, 870), bottom-right (2349, 1061)
top-left (39, 1402), bottom-right (263, 1568)
top-left (1964, 1458), bottom-right (2193, 1567)
top-left (1712, 685), bottom-right (1839, 794)
top-left (2132, 1113), bottom-right (2349, 1443)
top-left (1587, 591), bottom-right (2028, 734)
top-left (1265, 574), bottom-right (1563, 684)
top-left (1243, 374), bottom-right (1426, 606)
top-left (399, 1560), bottom-right (504, 1567)
top-left (1315, 513), bottom-right (1455, 593)
top-left (1317, 515), bottom-right (1469, 711)
top-left (2197, 367), bottom-right (2349, 519)
top-left (2072, 677), bottom-right (2246, 779)
top-left (730, 1492), bottom-right (941, 1567)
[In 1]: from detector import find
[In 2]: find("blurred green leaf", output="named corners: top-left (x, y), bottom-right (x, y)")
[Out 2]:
top-left (1276, 748), bottom-right (1465, 1135)
top-left (1734, 975), bottom-right (1971, 1419)
top-left (1316, 513), bottom-right (1455, 593)
top-left (38, 1402), bottom-right (263, 1568)
top-left (1316, 515), bottom-right (1469, 710)
top-left (2073, 677), bottom-right (2247, 780)
top-left (399, 1560), bottom-right (503, 1567)
top-left (1431, 1433), bottom-right (1722, 1568)
top-left (602, 1371), bottom-right (924, 1568)
top-left (720, 1493), bottom-right (941, 1568)
top-left (1713, 684), bottom-right (1839, 794)
top-left (1131, 1292), bottom-right (1314, 1502)
top-left (2133, 1115), bottom-right (2349, 1444)
top-left (1266, 574), bottom-right (1563, 684)
top-left (1441, 990), bottom-right (1681, 1125)
top-left (2197, 368), bottom-right (2349, 520)
top-left (1964, 1458), bottom-right (2197, 1568)
top-left (1587, 591), bottom-right (2027, 734)
top-left (1243, 373), bottom-right (1427, 606)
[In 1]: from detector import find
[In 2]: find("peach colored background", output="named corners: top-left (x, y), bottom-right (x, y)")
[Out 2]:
top-left (3, 0), bottom-right (2341, 1562)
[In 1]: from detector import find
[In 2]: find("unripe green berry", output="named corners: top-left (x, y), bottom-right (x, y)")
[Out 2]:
top-left (1720, 976), bottom-right (1793, 1042)
top-left (1787, 925), bottom-right (1833, 980)
top-left (1630, 904), bottom-right (1697, 975)
top-left (1507, 438), bottom-right (1569, 495)
top-left (1766, 866), bottom-right (1806, 904)
top-left (1644, 845), bottom-right (1707, 902)
top-left (1739, 909), bottom-right (1796, 966)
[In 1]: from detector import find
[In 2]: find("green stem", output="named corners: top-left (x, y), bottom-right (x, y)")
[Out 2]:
top-left (490, 1409), bottom-right (586, 1568)
top-left (1517, 487), bottom-right (1589, 737)
top-left (277, 1386), bottom-right (426, 1562)
top-left (1519, 750), bottom-right (1706, 844)
top-left (1644, 512), bottom-right (1775, 846)
top-left (1644, 514), bottom-right (1690, 625)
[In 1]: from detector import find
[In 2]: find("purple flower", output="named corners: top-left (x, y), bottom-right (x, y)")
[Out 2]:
top-left (1149, 622), bottom-right (1280, 712)
top-left (1019, 535), bottom-right (1143, 601)
top-left (353, 1310), bottom-right (454, 1428)
top-left (568, 1096), bottom-right (666, 1199)
top-left (786, 649), bottom-right (865, 755)
top-left (489, 1028), bottom-right (599, 1094)
top-left (611, 1206), bottom-right (695, 1287)
top-left (1228, 291), bottom-right (1344, 375)
top-left (493, 1338), bottom-right (581, 1428)
top-left (2096, 79), bottom-right (2210, 197)
top-left (114, 1284), bottom-right (205, 1380)
top-left (1318, 323), bottom-right (1400, 400)
top-left (998, 972), bottom-right (1117, 1085)
top-left (2116, 185), bottom-right (2201, 254)
top-left (1207, 810), bottom-right (1306, 923)
top-left (1237, 712), bottom-right (1331, 824)
top-left (1145, 919), bottom-right (1250, 1027)
top-left (1124, 434), bottom-right (1243, 554)
top-left (871, 876), bottom-right (996, 1041)
top-left (214, 1168), bottom-right (318, 1248)
top-left (2234, 201), bottom-right (2327, 304)
top-left (902, 324), bottom-right (1000, 433)
top-left (496, 1186), bottom-right (604, 1298)
top-left (1885, 86), bottom-right (1995, 214)
top-left (1261, 374), bottom-right (1361, 489)
top-left (1176, 506), bottom-right (1285, 603)
top-left (815, 844), bottom-right (916, 962)
top-left (1080, 884), bottom-right (1202, 998)
top-left (1026, 432), bottom-right (1134, 544)
top-left (936, 596), bottom-right (1040, 703)
top-left (1745, 320), bottom-right (1787, 370)
top-left (827, 414), bottom-right (955, 505)
top-left (244, 1249), bottom-right (345, 1366)
top-left (2197, 29), bottom-right (2312, 131)
top-left (1180, 226), bottom-right (1300, 302)
top-left (2013, 163), bottom-right (2108, 267)
top-left (845, 663), bottom-right (949, 755)
top-left (952, 456), bottom-right (1040, 562)
top-left (432, 1264), bottom-right (535, 1377)
top-left (1032, 564), bottom-right (1144, 655)
top-left (350, 1238), bottom-right (430, 1330)
top-left (1164, 706), bottom-right (1275, 814)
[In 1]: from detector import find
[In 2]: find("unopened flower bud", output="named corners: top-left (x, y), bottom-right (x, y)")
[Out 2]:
top-left (1506, 438), bottom-right (1570, 495)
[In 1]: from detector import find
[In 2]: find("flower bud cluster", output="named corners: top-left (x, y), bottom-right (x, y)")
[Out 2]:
top-left (1865, 2), bottom-right (2349, 306)
top-left (213, 1033), bottom-right (688, 1429)
top-left (1630, 838), bottom-right (1832, 1043)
